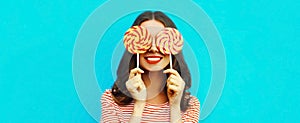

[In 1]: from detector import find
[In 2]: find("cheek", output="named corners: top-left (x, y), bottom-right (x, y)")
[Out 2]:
top-left (139, 56), bottom-right (147, 67)
top-left (164, 56), bottom-right (170, 63)
top-left (161, 56), bottom-right (170, 66)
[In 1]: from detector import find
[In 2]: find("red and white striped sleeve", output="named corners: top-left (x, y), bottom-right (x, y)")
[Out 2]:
top-left (100, 90), bottom-right (120, 123)
top-left (182, 96), bottom-right (200, 123)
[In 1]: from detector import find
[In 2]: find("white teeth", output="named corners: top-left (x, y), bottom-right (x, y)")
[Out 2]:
top-left (147, 58), bottom-right (160, 61)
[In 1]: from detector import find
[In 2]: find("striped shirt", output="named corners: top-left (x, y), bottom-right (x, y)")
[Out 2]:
top-left (101, 90), bottom-right (200, 123)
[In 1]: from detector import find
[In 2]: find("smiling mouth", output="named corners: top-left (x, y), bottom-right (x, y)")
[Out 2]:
top-left (144, 56), bottom-right (162, 64)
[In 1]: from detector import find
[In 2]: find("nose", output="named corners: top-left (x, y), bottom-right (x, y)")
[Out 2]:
top-left (148, 39), bottom-right (159, 52)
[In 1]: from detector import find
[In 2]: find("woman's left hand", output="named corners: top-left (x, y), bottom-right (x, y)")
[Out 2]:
top-left (163, 69), bottom-right (185, 106)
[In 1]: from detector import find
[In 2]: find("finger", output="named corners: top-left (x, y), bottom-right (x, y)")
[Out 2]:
top-left (132, 76), bottom-right (144, 84)
top-left (129, 73), bottom-right (134, 79)
top-left (131, 77), bottom-right (146, 88)
top-left (135, 81), bottom-right (146, 89)
top-left (167, 74), bottom-right (185, 87)
top-left (167, 85), bottom-right (179, 95)
top-left (126, 82), bottom-right (136, 92)
top-left (136, 84), bottom-right (145, 92)
top-left (129, 69), bottom-right (144, 79)
top-left (168, 74), bottom-right (177, 81)
top-left (129, 88), bottom-right (138, 94)
top-left (126, 78), bottom-right (141, 88)
top-left (167, 79), bottom-right (178, 87)
top-left (163, 69), bottom-right (180, 77)
top-left (168, 84), bottom-right (179, 91)
top-left (126, 82), bottom-right (132, 90)
top-left (129, 68), bottom-right (144, 79)
top-left (167, 74), bottom-right (179, 83)
top-left (131, 68), bottom-right (144, 74)
top-left (132, 82), bottom-right (141, 88)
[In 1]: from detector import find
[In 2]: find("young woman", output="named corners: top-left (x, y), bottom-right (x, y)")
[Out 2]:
top-left (101, 11), bottom-right (200, 123)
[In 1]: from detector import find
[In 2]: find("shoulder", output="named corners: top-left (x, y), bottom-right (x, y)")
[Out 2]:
top-left (182, 95), bottom-right (200, 122)
top-left (101, 89), bottom-right (114, 103)
top-left (189, 95), bottom-right (200, 106)
top-left (101, 89), bottom-right (112, 97)
top-left (100, 90), bottom-right (120, 122)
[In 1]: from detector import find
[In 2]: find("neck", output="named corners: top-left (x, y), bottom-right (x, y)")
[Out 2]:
top-left (142, 70), bottom-right (168, 104)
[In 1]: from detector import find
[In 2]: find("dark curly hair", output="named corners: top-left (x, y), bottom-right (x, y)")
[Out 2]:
top-left (111, 11), bottom-right (192, 112)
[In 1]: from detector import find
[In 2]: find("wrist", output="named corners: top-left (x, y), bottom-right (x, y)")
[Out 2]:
top-left (133, 100), bottom-right (146, 116)
top-left (170, 105), bottom-right (182, 123)
top-left (170, 104), bottom-right (181, 110)
top-left (170, 101), bottom-right (181, 107)
top-left (135, 100), bottom-right (146, 104)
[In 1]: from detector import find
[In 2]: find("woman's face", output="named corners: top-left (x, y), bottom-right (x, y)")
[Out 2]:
top-left (139, 20), bottom-right (170, 71)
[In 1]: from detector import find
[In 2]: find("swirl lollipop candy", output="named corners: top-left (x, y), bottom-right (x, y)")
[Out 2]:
top-left (123, 26), bottom-right (152, 68)
top-left (156, 28), bottom-right (184, 69)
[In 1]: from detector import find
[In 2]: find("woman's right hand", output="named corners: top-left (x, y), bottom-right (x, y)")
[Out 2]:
top-left (126, 68), bottom-right (147, 101)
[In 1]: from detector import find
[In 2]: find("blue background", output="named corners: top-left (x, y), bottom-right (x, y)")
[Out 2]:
top-left (1, 0), bottom-right (299, 122)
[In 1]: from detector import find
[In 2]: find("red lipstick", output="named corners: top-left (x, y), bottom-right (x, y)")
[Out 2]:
top-left (145, 56), bottom-right (162, 64)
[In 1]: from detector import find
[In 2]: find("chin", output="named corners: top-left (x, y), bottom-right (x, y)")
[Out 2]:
top-left (142, 65), bottom-right (168, 72)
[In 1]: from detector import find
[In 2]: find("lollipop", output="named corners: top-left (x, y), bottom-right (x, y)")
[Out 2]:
top-left (123, 26), bottom-right (152, 68)
top-left (156, 28), bottom-right (184, 69)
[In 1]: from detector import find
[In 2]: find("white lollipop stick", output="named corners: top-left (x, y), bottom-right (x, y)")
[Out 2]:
top-left (169, 54), bottom-right (172, 69)
top-left (137, 53), bottom-right (140, 68)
